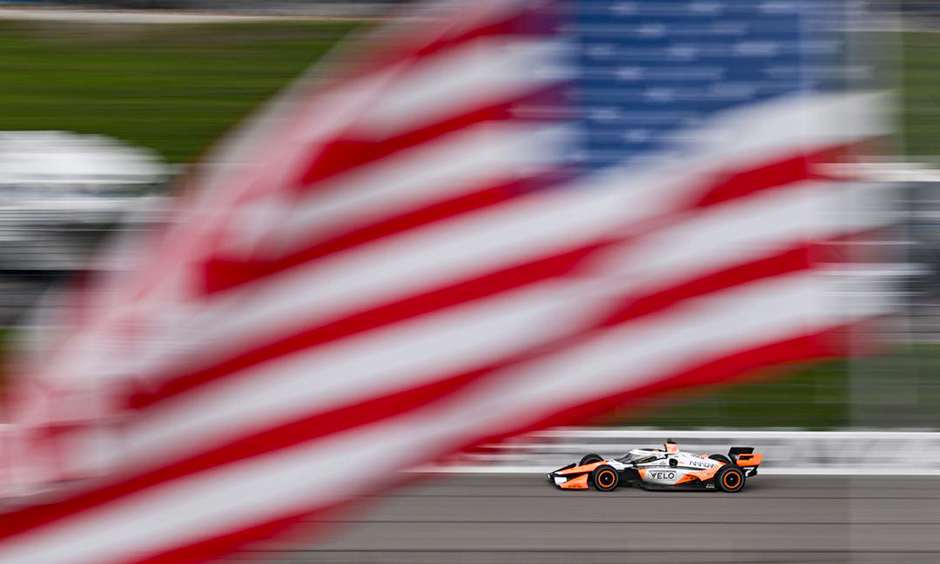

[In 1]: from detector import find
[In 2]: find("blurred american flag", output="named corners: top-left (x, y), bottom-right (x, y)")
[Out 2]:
top-left (0, 0), bottom-right (887, 562)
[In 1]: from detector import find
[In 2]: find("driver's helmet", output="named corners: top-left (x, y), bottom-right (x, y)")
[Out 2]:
top-left (664, 439), bottom-right (678, 454)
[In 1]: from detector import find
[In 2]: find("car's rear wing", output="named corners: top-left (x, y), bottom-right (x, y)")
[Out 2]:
top-left (728, 447), bottom-right (763, 467)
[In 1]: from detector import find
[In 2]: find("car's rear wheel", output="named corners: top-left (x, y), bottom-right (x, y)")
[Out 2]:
top-left (579, 453), bottom-right (603, 466)
top-left (715, 465), bottom-right (746, 493)
top-left (709, 454), bottom-right (732, 464)
top-left (592, 465), bottom-right (619, 492)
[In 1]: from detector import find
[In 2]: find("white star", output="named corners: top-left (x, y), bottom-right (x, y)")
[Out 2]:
top-left (625, 130), bottom-right (651, 142)
top-left (689, 1), bottom-right (723, 14)
top-left (616, 67), bottom-right (645, 81)
top-left (590, 107), bottom-right (621, 122)
top-left (735, 42), bottom-right (779, 56)
top-left (587, 43), bottom-right (616, 59)
top-left (760, 1), bottom-right (796, 13)
top-left (612, 2), bottom-right (637, 15)
top-left (712, 22), bottom-right (748, 36)
top-left (668, 45), bottom-right (698, 60)
top-left (638, 24), bottom-right (666, 37)
top-left (644, 88), bottom-right (676, 102)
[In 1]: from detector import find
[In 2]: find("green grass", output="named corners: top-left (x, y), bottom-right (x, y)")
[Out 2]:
top-left (617, 346), bottom-right (940, 429)
top-left (617, 360), bottom-right (854, 429)
top-left (1, 22), bottom-right (937, 162)
top-left (0, 20), bottom-right (361, 163)
top-left (900, 31), bottom-right (940, 157)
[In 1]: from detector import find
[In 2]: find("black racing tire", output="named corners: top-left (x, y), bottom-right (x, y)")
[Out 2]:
top-left (709, 454), bottom-right (732, 465)
top-left (592, 465), bottom-right (620, 492)
top-left (579, 453), bottom-right (604, 466)
top-left (715, 465), bottom-right (746, 493)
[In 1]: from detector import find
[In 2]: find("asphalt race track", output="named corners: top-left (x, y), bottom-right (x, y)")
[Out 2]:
top-left (229, 474), bottom-right (940, 564)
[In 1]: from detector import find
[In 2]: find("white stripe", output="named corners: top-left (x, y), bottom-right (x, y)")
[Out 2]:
top-left (118, 173), bottom-right (650, 380)
top-left (624, 183), bottom-right (828, 283)
top-left (359, 38), bottom-right (571, 133)
top-left (12, 63), bottom-right (419, 388)
top-left (181, 0), bottom-right (550, 209)
top-left (590, 92), bottom-right (885, 181)
top-left (22, 163), bottom-right (652, 390)
top-left (277, 122), bottom-right (573, 246)
top-left (684, 91), bottom-right (886, 164)
top-left (191, 61), bottom-right (409, 211)
top-left (273, 93), bottom-right (883, 274)
top-left (0, 407), bottom-right (454, 564)
top-left (224, 35), bottom-right (573, 262)
top-left (603, 180), bottom-right (890, 291)
top-left (417, 272), bottom-right (887, 442)
top-left (128, 152), bottom-right (765, 385)
top-left (0, 273), bottom-right (873, 563)
top-left (125, 278), bottom-right (610, 467)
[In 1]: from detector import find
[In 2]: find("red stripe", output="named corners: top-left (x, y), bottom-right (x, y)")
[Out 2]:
top-left (179, 228), bottom-right (829, 417)
top-left (493, 322), bottom-right (859, 438)
top-left (201, 140), bottom-right (841, 297)
top-left (80, 3), bottom-right (557, 313)
top-left (186, 144), bottom-right (855, 413)
top-left (111, 322), bottom-right (858, 564)
top-left (689, 144), bottom-right (856, 209)
top-left (339, 2), bottom-right (558, 87)
top-left (406, 4), bottom-right (559, 63)
top-left (119, 472), bottom-right (425, 564)
top-left (0, 365), bottom-right (491, 541)
top-left (202, 169), bottom-right (571, 295)
top-left (281, 2), bottom-right (561, 197)
top-left (130, 512), bottom-right (306, 564)
top-left (141, 241), bottom-right (607, 410)
top-left (292, 86), bottom-right (566, 192)
top-left (599, 243), bottom-right (814, 327)
top-left (127, 500), bottom-right (362, 564)
top-left (154, 142), bottom-right (861, 417)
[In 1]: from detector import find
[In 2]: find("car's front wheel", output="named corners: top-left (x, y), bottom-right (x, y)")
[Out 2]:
top-left (592, 465), bottom-right (620, 492)
top-left (715, 465), bottom-right (746, 493)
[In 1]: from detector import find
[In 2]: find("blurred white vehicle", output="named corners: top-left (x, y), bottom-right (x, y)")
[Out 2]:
top-left (0, 131), bottom-right (169, 323)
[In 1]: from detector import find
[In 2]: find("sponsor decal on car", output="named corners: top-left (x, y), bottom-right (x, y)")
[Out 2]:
top-left (648, 471), bottom-right (676, 480)
top-left (687, 459), bottom-right (714, 468)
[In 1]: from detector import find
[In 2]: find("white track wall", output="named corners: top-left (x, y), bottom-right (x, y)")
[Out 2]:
top-left (418, 429), bottom-right (940, 475)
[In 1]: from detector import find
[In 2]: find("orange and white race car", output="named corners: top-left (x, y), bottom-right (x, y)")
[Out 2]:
top-left (548, 440), bottom-right (762, 493)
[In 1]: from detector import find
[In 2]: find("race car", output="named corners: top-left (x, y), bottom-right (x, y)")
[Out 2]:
top-left (548, 439), bottom-right (762, 493)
